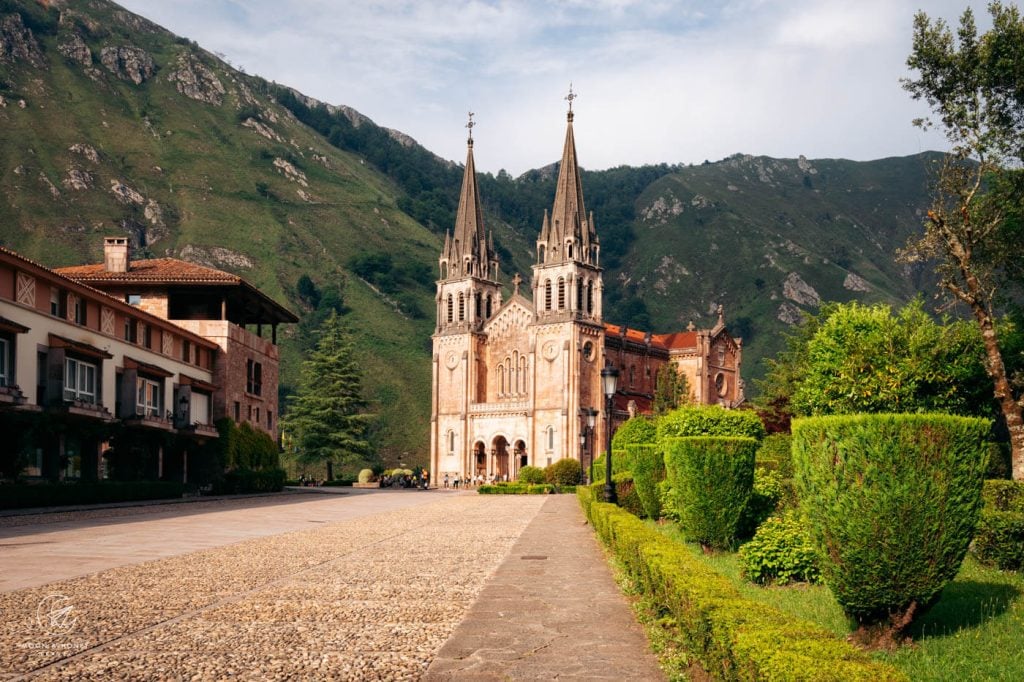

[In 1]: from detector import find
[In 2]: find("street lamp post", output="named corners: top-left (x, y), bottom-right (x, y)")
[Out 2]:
top-left (584, 407), bottom-right (598, 484)
top-left (601, 367), bottom-right (620, 503)
top-left (578, 431), bottom-right (587, 484)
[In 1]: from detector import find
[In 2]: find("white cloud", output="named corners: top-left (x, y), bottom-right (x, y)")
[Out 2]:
top-left (118, 0), bottom-right (991, 174)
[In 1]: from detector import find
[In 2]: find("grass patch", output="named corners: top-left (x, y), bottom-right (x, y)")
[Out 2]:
top-left (658, 521), bottom-right (1024, 681)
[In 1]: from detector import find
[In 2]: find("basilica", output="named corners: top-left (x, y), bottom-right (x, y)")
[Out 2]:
top-left (429, 101), bottom-right (744, 484)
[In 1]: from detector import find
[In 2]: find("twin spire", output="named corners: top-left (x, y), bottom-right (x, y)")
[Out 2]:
top-left (441, 86), bottom-right (599, 286)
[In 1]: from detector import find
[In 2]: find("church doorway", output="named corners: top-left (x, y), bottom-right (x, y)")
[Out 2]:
top-left (473, 441), bottom-right (486, 477)
top-left (513, 440), bottom-right (528, 479)
top-left (492, 436), bottom-right (510, 480)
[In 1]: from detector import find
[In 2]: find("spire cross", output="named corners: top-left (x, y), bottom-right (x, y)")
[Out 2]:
top-left (565, 84), bottom-right (577, 113)
top-left (466, 111), bottom-right (475, 142)
top-left (512, 272), bottom-right (522, 295)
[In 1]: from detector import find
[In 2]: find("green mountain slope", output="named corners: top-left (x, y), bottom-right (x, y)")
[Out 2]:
top-left (0, 0), bottom-right (437, 462)
top-left (1, 0), bottom-right (946, 464)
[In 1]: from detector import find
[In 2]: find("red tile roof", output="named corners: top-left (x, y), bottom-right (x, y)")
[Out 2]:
top-left (603, 323), bottom-right (698, 351)
top-left (55, 258), bottom-right (241, 284)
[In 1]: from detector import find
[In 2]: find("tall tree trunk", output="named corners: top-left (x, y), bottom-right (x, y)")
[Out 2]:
top-left (962, 274), bottom-right (1024, 480)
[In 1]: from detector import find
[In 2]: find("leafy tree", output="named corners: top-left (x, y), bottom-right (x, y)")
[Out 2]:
top-left (652, 365), bottom-right (691, 415)
top-left (753, 308), bottom-right (822, 432)
top-left (902, 3), bottom-right (1024, 478)
top-left (281, 312), bottom-right (371, 478)
top-left (792, 301), bottom-right (991, 417)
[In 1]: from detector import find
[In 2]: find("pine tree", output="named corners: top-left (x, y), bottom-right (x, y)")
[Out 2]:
top-left (282, 312), bottom-right (370, 475)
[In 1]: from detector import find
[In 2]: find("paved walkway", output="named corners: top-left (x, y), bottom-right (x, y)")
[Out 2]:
top-left (1, 492), bottom-right (664, 679)
top-left (0, 489), bottom-right (439, 593)
top-left (425, 494), bottom-right (664, 680)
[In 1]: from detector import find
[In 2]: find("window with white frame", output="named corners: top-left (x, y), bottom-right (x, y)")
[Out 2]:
top-left (136, 376), bottom-right (162, 417)
top-left (447, 429), bottom-right (456, 455)
top-left (0, 337), bottom-right (9, 387)
top-left (64, 357), bottom-right (97, 403)
top-left (546, 426), bottom-right (555, 452)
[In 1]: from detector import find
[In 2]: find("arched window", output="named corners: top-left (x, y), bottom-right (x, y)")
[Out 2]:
top-left (567, 242), bottom-right (573, 259)
top-left (485, 295), bottom-right (492, 318)
top-left (558, 278), bottom-right (565, 309)
top-left (440, 261), bottom-right (447, 279)
top-left (546, 426), bottom-right (555, 451)
top-left (447, 430), bottom-right (456, 455)
top-left (512, 351), bottom-right (519, 395)
top-left (458, 293), bottom-right (465, 321)
top-left (576, 279), bottom-right (584, 311)
top-left (475, 292), bottom-right (482, 319)
top-left (545, 280), bottom-right (552, 310)
top-left (587, 281), bottom-right (594, 314)
top-left (447, 295), bottom-right (453, 323)
top-left (498, 365), bottom-right (506, 397)
top-left (519, 355), bottom-right (527, 393)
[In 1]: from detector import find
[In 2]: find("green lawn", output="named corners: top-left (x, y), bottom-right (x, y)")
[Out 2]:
top-left (658, 524), bottom-right (1024, 681)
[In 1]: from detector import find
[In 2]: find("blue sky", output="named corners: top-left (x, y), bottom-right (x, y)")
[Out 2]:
top-left (117, 0), bottom-right (992, 175)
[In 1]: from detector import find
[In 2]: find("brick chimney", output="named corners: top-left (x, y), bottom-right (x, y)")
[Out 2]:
top-left (103, 237), bottom-right (130, 273)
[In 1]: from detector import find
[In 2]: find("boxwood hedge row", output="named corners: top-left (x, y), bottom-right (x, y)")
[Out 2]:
top-left (577, 487), bottom-right (906, 681)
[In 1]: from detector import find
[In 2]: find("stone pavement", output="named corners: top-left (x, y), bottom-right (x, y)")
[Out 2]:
top-left (425, 494), bottom-right (665, 680)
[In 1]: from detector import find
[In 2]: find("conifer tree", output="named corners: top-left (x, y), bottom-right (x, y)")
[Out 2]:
top-left (653, 365), bottom-right (690, 415)
top-left (282, 312), bottom-right (370, 476)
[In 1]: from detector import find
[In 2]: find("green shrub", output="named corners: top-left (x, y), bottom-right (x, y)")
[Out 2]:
top-left (792, 413), bottom-right (989, 630)
top-left (737, 467), bottom-right (784, 538)
top-left (591, 449), bottom-right (630, 483)
top-left (664, 436), bottom-right (758, 550)
top-left (613, 472), bottom-right (644, 517)
top-left (982, 478), bottom-right (1024, 513)
top-left (756, 433), bottom-right (793, 478)
top-left (656, 479), bottom-right (679, 522)
top-left (612, 415), bottom-right (657, 450)
top-left (579, 496), bottom-right (907, 681)
top-left (545, 457), bottom-right (583, 486)
top-left (627, 443), bottom-right (664, 519)
top-left (657, 405), bottom-right (766, 443)
top-left (518, 465), bottom-right (546, 484)
top-left (357, 468), bottom-right (374, 483)
top-left (739, 511), bottom-right (821, 585)
top-left (478, 483), bottom-right (556, 495)
top-left (212, 468), bottom-right (286, 494)
top-left (972, 509), bottom-right (1024, 570)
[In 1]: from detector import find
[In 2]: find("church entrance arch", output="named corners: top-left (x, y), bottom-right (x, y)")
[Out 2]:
top-left (492, 436), bottom-right (510, 480)
top-left (473, 441), bottom-right (486, 478)
top-left (513, 440), bottom-right (528, 479)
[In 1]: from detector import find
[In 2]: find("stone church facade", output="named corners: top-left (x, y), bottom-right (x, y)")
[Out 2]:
top-left (429, 104), bottom-right (743, 484)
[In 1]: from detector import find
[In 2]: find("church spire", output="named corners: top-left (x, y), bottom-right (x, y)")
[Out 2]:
top-left (536, 84), bottom-right (597, 266)
top-left (442, 112), bottom-right (497, 281)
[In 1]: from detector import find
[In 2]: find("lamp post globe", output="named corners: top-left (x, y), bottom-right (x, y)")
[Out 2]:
top-left (600, 367), bottom-right (619, 503)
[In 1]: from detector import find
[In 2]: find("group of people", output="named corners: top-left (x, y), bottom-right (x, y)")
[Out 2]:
top-left (441, 472), bottom-right (511, 489)
top-left (379, 469), bottom-right (430, 490)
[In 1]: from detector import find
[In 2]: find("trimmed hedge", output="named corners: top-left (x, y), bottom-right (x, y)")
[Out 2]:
top-left (518, 465), bottom-right (546, 484)
top-left (0, 481), bottom-right (185, 509)
top-left (657, 405), bottom-right (766, 442)
top-left (577, 488), bottom-right (906, 681)
top-left (357, 468), bottom-right (374, 483)
top-left (211, 468), bottom-right (287, 494)
top-left (973, 479), bottom-right (1024, 570)
top-left (546, 457), bottom-right (584, 486)
top-left (755, 433), bottom-right (793, 478)
top-left (612, 415), bottom-right (657, 450)
top-left (478, 483), bottom-right (556, 495)
top-left (627, 443), bottom-right (664, 519)
top-left (591, 449), bottom-right (631, 483)
top-left (737, 467), bottom-right (784, 539)
top-left (793, 413), bottom-right (989, 626)
top-left (982, 479), bottom-right (1024, 513)
top-left (613, 472), bottom-right (644, 517)
top-left (664, 436), bottom-right (758, 550)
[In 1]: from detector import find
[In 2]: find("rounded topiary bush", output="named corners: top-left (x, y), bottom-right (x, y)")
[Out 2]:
top-left (612, 416), bottom-right (657, 450)
top-left (518, 465), bottom-right (546, 484)
top-left (357, 468), bottom-right (374, 483)
top-left (664, 436), bottom-right (758, 550)
top-left (657, 405), bottom-right (766, 443)
top-left (545, 457), bottom-right (583, 486)
top-left (792, 413), bottom-right (990, 641)
top-left (739, 511), bottom-right (820, 585)
top-left (626, 443), bottom-right (664, 519)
